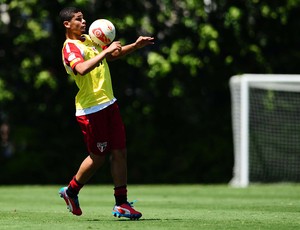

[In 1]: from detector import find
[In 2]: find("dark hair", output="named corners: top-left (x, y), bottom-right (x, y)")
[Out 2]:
top-left (59, 7), bottom-right (81, 23)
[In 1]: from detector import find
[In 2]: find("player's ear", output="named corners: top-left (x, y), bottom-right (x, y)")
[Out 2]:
top-left (63, 21), bottom-right (71, 28)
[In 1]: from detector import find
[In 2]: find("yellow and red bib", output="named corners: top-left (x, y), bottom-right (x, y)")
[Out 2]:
top-left (62, 34), bottom-right (115, 113)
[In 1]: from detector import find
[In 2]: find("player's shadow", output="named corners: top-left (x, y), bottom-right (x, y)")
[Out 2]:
top-left (87, 218), bottom-right (182, 222)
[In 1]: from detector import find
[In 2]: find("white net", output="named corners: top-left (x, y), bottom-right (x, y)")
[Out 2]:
top-left (230, 74), bottom-right (300, 186)
top-left (249, 87), bottom-right (300, 182)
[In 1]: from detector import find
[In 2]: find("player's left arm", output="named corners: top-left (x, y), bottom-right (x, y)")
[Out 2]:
top-left (106, 36), bottom-right (154, 61)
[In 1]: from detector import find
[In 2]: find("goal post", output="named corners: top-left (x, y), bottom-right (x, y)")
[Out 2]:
top-left (229, 74), bottom-right (300, 187)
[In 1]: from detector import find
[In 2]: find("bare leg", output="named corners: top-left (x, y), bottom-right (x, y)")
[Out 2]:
top-left (110, 149), bottom-right (127, 187)
top-left (75, 152), bottom-right (106, 184)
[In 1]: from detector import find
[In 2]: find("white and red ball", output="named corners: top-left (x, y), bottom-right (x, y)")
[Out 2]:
top-left (88, 19), bottom-right (116, 46)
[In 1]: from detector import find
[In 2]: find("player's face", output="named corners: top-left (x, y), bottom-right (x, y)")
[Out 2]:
top-left (69, 12), bottom-right (86, 35)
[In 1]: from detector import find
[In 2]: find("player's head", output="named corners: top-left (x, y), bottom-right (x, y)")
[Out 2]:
top-left (59, 7), bottom-right (81, 24)
top-left (59, 7), bottom-right (86, 36)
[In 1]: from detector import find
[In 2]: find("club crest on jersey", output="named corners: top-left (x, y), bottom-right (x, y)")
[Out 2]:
top-left (67, 52), bottom-right (76, 61)
top-left (97, 142), bottom-right (107, 152)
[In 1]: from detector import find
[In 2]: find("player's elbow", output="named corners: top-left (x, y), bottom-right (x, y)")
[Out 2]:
top-left (75, 64), bottom-right (89, 76)
top-left (77, 69), bottom-right (88, 76)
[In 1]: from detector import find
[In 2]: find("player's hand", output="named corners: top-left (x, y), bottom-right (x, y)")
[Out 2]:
top-left (134, 36), bottom-right (155, 49)
top-left (106, 41), bottom-right (122, 54)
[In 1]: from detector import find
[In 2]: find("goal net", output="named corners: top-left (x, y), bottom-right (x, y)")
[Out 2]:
top-left (229, 74), bottom-right (300, 187)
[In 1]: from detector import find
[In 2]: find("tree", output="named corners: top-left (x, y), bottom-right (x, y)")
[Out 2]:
top-left (1, 0), bottom-right (300, 184)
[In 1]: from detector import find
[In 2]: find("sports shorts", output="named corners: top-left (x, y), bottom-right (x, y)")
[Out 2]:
top-left (76, 102), bottom-right (126, 155)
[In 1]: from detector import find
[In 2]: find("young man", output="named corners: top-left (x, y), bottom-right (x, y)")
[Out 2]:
top-left (58, 7), bottom-right (154, 219)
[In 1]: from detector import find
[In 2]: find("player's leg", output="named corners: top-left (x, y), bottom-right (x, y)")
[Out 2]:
top-left (109, 103), bottom-right (142, 219)
top-left (110, 149), bottom-right (127, 187)
top-left (111, 149), bottom-right (142, 219)
top-left (76, 152), bottom-right (105, 184)
top-left (59, 111), bottom-right (107, 216)
top-left (111, 149), bottom-right (128, 205)
top-left (59, 153), bottom-right (105, 216)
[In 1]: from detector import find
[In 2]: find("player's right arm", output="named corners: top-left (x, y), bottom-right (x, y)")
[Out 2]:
top-left (75, 41), bottom-right (121, 75)
top-left (63, 41), bottom-right (122, 76)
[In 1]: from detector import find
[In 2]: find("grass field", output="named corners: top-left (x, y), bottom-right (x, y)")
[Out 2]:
top-left (0, 184), bottom-right (299, 229)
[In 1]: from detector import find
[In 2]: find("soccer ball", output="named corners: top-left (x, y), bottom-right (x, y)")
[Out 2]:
top-left (88, 19), bottom-right (116, 46)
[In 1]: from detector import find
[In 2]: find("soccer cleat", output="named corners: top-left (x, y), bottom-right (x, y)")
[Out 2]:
top-left (59, 187), bottom-right (82, 216)
top-left (112, 200), bottom-right (142, 220)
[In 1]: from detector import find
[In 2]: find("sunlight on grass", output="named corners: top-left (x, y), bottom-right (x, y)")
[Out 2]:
top-left (0, 184), bottom-right (299, 229)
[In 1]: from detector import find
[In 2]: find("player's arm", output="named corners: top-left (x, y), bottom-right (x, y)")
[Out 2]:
top-left (106, 36), bottom-right (154, 61)
top-left (75, 41), bottom-right (122, 75)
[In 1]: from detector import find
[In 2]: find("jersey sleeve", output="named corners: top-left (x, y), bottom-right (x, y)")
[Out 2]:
top-left (62, 42), bottom-right (84, 74)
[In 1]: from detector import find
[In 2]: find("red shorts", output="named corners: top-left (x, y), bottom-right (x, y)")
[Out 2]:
top-left (76, 102), bottom-right (126, 155)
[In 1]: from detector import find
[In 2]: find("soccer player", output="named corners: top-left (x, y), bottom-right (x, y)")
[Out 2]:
top-left (58, 7), bottom-right (154, 219)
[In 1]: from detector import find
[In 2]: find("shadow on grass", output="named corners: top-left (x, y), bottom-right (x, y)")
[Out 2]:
top-left (87, 218), bottom-right (183, 222)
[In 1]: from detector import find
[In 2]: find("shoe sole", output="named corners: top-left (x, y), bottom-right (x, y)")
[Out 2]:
top-left (112, 211), bottom-right (142, 220)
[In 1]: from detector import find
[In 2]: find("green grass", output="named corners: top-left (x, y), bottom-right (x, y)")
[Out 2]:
top-left (0, 184), bottom-right (299, 229)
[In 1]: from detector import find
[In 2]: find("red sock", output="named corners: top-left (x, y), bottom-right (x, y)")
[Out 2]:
top-left (114, 185), bottom-right (127, 205)
top-left (67, 176), bottom-right (84, 198)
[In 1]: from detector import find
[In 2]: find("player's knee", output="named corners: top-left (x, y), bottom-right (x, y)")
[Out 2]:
top-left (110, 149), bottom-right (127, 161)
top-left (89, 152), bottom-right (106, 166)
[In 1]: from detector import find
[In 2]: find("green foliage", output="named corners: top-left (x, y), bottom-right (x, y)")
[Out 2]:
top-left (147, 52), bottom-right (171, 78)
top-left (1, 0), bottom-right (300, 184)
top-left (0, 79), bottom-right (14, 101)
